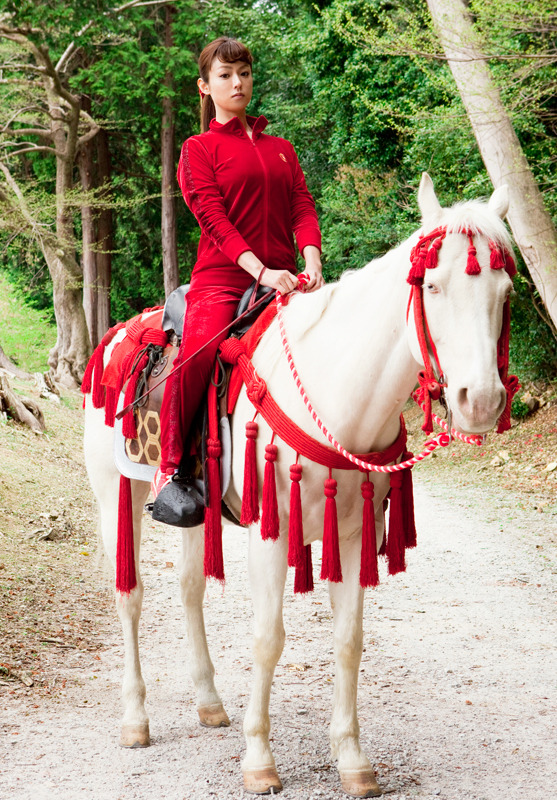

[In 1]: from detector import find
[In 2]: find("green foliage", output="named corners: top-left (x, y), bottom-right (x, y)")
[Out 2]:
top-left (0, 274), bottom-right (56, 372)
top-left (510, 397), bottom-right (531, 421)
top-left (1, 0), bottom-right (556, 380)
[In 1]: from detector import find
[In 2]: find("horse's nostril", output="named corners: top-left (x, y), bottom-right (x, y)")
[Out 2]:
top-left (457, 387), bottom-right (468, 409)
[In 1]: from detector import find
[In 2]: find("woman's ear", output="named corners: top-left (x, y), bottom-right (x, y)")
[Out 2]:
top-left (197, 77), bottom-right (210, 96)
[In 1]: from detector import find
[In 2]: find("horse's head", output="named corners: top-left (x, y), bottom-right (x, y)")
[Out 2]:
top-left (408, 173), bottom-right (516, 435)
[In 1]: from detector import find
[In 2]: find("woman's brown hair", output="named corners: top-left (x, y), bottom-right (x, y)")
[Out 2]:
top-left (198, 37), bottom-right (253, 133)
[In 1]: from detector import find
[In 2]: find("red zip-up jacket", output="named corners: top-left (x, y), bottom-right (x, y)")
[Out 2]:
top-left (176, 115), bottom-right (322, 292)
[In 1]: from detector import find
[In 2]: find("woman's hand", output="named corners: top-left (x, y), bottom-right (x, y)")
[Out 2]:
top-left (259, 268), bottom-right (299, 295)
top-left (301, 245), bottom-right (325, 293)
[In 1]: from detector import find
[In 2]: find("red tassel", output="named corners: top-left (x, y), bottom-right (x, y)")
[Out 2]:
top-left (260, 442), bottom-right (279, 540)
top-left (401, 458), bottom-right (417, 548)
top-left (378, 500), bottom-right (388, 556)
top-left (288, 462), bottom-right (304, 568)
top-left (321, 473), bottom-right (342, 582)
top-left (386, 472), bottom-right (406, 576)
top-left (503, 248), bottom-right (517, 277)
top-left (294, 544), bottom-right (314, 594)
top-left (489, 243), bottom-right (505, 271)
top-left (407, 247), bottom-right (427, 285)
top-left (425, 236), bottom-right (443, 270)
top-left (204, 437), bottom-right (224, 581)
top-left (360, 479), bottom-right (379, 588)
top-left (466, 235), bottom-right (481, 275)
top-left (104, 385), bottom-right (117, 427)
top-left (497, 374), bottom-right (521, 434)
top-left (122, 351), bottom-right (149, 439)
top-left (116, 475), bottom-right (137, 594)
top-left (240, 420), bottom-right (260, 524)
top-left (81, 352), bottom-right (95, 396)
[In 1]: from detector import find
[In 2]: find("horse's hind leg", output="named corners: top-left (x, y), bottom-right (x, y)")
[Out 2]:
top-left (329, 536), bottom-right (381, 798)
top-left (84, 403), bottom-right (151, 747)
top-left (242, 526), bottom-right (288, 794)
top-left (179, 525), bottom-right (230, 728)
top-left (106, 479), bottom-right (151, 747)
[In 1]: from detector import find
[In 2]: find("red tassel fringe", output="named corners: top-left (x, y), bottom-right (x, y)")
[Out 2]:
top-left (288, 463), bottom-right (304, 568)
top-left (466, 235), bottom-right (481, 275)
top-left (489, 243), bottom-right (505, 271)
top-left (116, 475), bottom-right (137, 594)
top-left (104, 386), bottom-right (117, 427)
top-left (260, 443), bottom-right (279, 540)
top-left (204, 437), bottom-right (224, 582)
top-left (401, 458), bottom-right (417, 548)
top-left (294, 544), bottom-right (314, 594)
top-left (360, 479), bottom-right (379, 588)
top-left (321, 474), bottom-right (342, 582)
top-left (241, 421), bottom-right (260, 524)
top-left (386, 472), bottom-right (406, 576)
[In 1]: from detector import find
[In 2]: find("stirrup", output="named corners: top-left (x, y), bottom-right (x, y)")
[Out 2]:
top-left (146, 474), bottom-right (205, 528)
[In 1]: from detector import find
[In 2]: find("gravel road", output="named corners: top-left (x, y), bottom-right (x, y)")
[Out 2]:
top-left (1, 477), bottom-right (556, 800)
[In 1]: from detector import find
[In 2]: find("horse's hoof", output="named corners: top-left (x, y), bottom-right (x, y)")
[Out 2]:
top-left (243, 766), bottom-right (283, 794)
top-left (197, 703), bottom-right (230, 728)
top-left (119, 723), bottom-right (150, 748)
top-left (340, 769), bottom-right (382, 797)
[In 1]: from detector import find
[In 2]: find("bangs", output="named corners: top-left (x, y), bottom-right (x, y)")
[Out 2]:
top-left (214, 38), bottom-right (252, 66)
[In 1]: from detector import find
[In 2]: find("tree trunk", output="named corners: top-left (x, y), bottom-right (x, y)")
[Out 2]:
top-left (161, 3), bottom-right (179, 297)
top-left (43, 85), bottom-right (92, 387)
top-left (77, 96), bottom-right (99, 348)
top-left (426, 0), bottom-right (557, 330)
top-left (96, 127), bottom-right (113, 339)
top-left (43, 244), bottom-right (91, 389)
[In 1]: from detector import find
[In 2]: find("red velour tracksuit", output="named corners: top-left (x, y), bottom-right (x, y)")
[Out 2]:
top-left (159, 115), bottom-right (322, 472)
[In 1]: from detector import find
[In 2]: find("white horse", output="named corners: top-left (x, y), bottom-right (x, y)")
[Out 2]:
top-left (84, 174), bottom-right (514, 797)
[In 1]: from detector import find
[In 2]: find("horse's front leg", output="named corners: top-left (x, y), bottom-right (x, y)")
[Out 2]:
top-left (242, 525), bottom-right (288, 794)
top-left (329, 535), bottom-right (381, 798)
top-left (179, 524), bottom-right (230, 728)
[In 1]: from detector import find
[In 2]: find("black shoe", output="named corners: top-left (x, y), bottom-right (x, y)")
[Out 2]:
top-left (146, 474), bottom-right (205, 528)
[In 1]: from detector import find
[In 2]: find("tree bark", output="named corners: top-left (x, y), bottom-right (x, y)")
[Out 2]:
top-left (0, 344), bottom-right (32, 380)
top-left (77, 96), bottom-right (99, 348)
top-left (426, 0), bottom-right (557, 330)
top-left (161, 3), bottom-right (179, 297)
top-left (96, 127), bottom-right (113, 340)
top-left (0, 371), bottom-right (45, 433)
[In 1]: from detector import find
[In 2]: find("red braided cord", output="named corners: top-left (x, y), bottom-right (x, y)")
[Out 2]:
top-left (275, 288), bottom-right (453, 471)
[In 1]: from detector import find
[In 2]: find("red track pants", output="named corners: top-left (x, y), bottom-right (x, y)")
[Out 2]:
top-left (159, 286), bottom-right (245, 473)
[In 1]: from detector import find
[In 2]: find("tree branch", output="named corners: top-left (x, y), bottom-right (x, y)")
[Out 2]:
top-left (56, 0), bottom-right (172, 72)
top-left (2, 145), bottom-right (58, 156)
top-left (1, 126), bottom-right (53, 138)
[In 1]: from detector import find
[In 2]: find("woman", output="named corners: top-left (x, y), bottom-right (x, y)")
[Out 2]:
top-left (152, 36), bottom-right (324, 522)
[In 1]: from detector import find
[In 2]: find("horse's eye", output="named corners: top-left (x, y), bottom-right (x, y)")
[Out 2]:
top-left (425, 283), bottom-right (439, 294)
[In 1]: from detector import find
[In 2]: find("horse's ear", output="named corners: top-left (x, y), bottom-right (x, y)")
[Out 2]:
top-left (417, 172), bottom-right (442, 222)
top-left (488, 185), bottom-right (509, 219)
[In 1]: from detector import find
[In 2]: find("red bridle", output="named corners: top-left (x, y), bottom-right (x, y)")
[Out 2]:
top-left (407, 226), bottom-right (519, 435)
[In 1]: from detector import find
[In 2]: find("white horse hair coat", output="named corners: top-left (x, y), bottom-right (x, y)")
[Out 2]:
top-left (83, 174), bottom-right (514, 797)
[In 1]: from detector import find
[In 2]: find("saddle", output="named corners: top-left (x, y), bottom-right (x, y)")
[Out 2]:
top-left (90, 281), bottom-right (274, 494)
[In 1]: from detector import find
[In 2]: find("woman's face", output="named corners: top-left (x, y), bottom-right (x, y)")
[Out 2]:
top-left (199, 58), bottom-right (253, 117)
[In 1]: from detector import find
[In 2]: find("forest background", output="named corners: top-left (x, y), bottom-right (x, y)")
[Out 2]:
top-left (0, 0), bottom-right (556, 390)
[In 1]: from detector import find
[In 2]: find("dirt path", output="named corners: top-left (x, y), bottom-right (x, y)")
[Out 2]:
top-left (1, 476), bottom-right (556, 800)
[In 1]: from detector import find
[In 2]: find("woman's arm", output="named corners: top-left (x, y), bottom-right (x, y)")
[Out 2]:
top-left (301, 244), bottom-right (324, 292)
top-left (177, 137), bottom-right (251, 265)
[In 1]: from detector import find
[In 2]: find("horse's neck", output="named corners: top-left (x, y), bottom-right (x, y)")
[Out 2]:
top-left (255, 241), bottom-right (420, 453)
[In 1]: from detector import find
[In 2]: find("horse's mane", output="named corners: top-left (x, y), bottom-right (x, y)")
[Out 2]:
top-left (437, 199), bottom-right (513, 250)
top-left (285, 195), bottom-right (513, 338)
